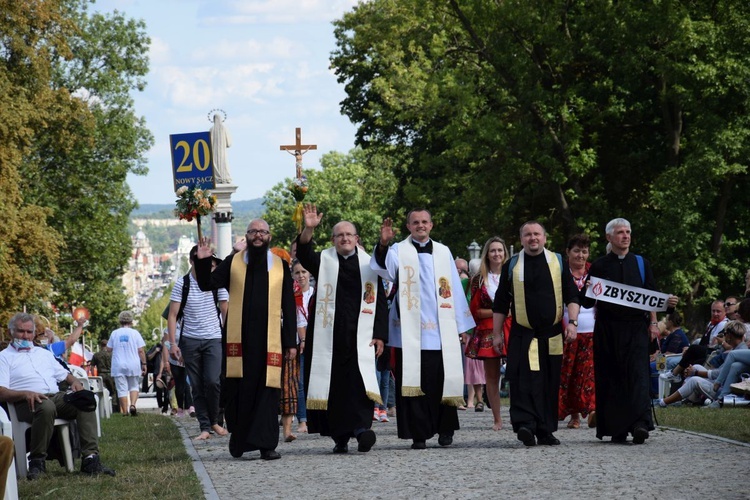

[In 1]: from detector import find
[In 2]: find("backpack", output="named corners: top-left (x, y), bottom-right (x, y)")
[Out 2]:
top-left (508, 252), bottom-right (645, 283)
top-left (161, 274), bottom-right (221, 326)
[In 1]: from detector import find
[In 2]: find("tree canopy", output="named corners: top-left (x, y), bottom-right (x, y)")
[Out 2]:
top-left (264, 148), bottom-right (397, 251)
top-left (331, 0), bottom-right (750, 323)
top-left (0, 0), bottom-right (153, 340)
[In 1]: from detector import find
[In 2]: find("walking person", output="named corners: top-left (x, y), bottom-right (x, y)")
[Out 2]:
top-left (167, 246), bottom-right (229, 440)
top-left (107, 311), bottom-right (146, 416)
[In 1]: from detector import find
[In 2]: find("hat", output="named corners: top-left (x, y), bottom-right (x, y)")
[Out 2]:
top-left (118, 311), bottom-right (134, 324)
top-left (63, 390), bottom-right (97, 412)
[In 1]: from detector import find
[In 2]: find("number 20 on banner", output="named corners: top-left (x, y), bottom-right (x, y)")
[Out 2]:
top-left (169, 131), bottom-right (216, 192)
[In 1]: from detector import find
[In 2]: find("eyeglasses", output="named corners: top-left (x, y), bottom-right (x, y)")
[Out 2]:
top-left (247, 229), bottom-right (270, 236)
top-left (333, 233), bottom-right (357, 240)
top-left (725, 302), bottom-right (737, 307)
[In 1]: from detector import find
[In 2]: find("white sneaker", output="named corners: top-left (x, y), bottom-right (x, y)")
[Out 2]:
top-left (657, 399), bottom-right (667, 408)
top-left (378, 410), bottom-right (389, 423)
top-left (659, 372), bottom-right (682, 383)
top-left (373, 409), bottom-right (379, 422)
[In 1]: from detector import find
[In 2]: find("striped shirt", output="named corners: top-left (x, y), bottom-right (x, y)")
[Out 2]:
top-left (170, 273), bottom-right (228, 340)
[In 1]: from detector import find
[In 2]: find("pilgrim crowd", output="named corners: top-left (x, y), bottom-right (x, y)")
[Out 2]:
top-left (2, 205), bottom-right (749, 488)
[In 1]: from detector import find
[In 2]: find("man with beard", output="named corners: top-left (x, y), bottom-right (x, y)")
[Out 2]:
top-left (195, 219), bottom-right (297, 460)
top-left (295, 204), bottom-right (388, 453)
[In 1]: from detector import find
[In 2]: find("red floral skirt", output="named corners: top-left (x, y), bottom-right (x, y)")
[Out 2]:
top-left (558, 331), bottom-right (595, 419)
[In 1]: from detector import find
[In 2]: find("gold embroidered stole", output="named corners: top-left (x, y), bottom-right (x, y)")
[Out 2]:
top-left (226, 250), bottom-right (284, 387)
top-left (511, 248), bottom-right (564, 371)
top-left (398, 238), bottom-right (465, 406)
top-left (307, 248), bottom-right (382, 410)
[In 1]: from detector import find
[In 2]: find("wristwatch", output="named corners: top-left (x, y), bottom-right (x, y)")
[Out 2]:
top-left (569, 320), bottom-right (578, 327)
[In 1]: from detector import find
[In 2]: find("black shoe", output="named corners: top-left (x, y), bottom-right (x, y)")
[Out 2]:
top-left (229, 434), bottom-right (243, 458)
top-left (81, 454), bottom-right (116, 476)
top-left (410, 440), bottom-right (426, 450)
top-left (611, 434), bottom-right (628, 444)
top-left (357, 430), bottom-right (376, 452)
top-left (332, 443), bottom-right (349, 454)
top-left (129, 405), bottom-right (137, 417)
top-left (517, 427), bottom-right (536, 447)
top-left (260, 449), bottom-right (281, 460)
top-left (27, 458), bottom-right (46, 480)
top-left (537, 434), bottom-right (561, 446)
top-left (632, 426), bottom-right (649, 445)
top-left (438, 434), bottom-right (453, 447)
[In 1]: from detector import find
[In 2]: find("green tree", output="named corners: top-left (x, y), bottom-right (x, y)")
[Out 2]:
top-left (0, 0), bottom-right (73, 314)
top-left (263, 148), bottom-right (397, 250)
top-left (332, 0), bottom-right (750, 326)
top-left (20, 3), bottom-right (153, 338)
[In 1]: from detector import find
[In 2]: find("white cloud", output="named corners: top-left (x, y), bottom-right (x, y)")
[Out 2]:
top-left (199, 0), bottom-right (358, 25)
top-left (154, 63), bottom-right (276, 108)
top-left (148, 36), bottom-right (171, 65)
top-left (191, 36), bottom-right (298, 62)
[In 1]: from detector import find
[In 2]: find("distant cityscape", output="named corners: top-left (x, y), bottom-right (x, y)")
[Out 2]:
top-left (123, 198), bottom-right (264, 315)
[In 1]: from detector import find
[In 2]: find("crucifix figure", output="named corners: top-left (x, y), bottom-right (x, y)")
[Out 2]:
top-left (280, 127), bottom-right (317, 179)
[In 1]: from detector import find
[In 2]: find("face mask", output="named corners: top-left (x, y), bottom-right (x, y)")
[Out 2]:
top-left (12, 339), bottom-right (34, 351)
top-left (39, 338), bottom-right (48, 346)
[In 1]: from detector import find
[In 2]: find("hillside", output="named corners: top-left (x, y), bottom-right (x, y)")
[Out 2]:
top-left (130, 198), bottom-right (266, 253)
top-left (132, 198), bottom-right (265, 217)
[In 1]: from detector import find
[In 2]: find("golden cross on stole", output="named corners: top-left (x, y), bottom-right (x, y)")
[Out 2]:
top-left (279, 127), bottom-right (317, 179)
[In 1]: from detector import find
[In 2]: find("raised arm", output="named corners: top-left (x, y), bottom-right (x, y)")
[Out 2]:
top-left (299, 203), bottom-right (323, 245)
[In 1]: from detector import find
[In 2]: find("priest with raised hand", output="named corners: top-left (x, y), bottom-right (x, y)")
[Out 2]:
top-left (195, 219), bottom-right (297, 460)
top-left (296, 204), bottom-right (388, 454)
top-left (370, 209), bottom-right (475, 450)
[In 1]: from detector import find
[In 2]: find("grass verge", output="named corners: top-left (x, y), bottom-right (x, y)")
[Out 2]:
top-left (655, 405), bottom-right (750, 443)
top-left (18, 413), bottom-right (203, 499)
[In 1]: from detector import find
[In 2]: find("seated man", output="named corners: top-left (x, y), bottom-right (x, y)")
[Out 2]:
top-left (0, 312), bottom-right (115, 479)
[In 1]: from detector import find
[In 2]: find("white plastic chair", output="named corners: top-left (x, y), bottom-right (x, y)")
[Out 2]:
top-left (75, 379), bottom-right (101, 438)
top-left (6, 404), bottom-right (74, 478)
top-left (87, 377), bottom-right (112, 419)
top-left (68, 365), bottom-right (87, 379)
top-left (0, 407), bottom-right (19, 500)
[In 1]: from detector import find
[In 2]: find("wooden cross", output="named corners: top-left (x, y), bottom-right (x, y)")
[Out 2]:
top-left (280, 127), bottom-right (317, 178)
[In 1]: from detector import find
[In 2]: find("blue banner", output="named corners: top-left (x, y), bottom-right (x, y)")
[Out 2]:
top-left (170, 131), bottom-right (215, 191)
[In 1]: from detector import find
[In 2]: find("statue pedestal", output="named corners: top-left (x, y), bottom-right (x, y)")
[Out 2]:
top-left (211, 184), bottom-right (238, 259)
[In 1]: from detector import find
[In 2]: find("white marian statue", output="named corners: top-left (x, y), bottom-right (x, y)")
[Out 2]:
top-left (210, 112), bottom-right (232, 184)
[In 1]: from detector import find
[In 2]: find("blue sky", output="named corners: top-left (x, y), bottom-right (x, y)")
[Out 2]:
top-left (93, 0), bottom-right (359, 205)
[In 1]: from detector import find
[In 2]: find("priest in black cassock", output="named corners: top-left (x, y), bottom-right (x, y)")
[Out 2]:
top-left (296, 204), bottom-right (388, 454)
top-left (195, 219), bottom-right (297, 460)
top-left (492, 221), bottom-right (580, 447)
top-left (584, 218), bottom-right (677, 444)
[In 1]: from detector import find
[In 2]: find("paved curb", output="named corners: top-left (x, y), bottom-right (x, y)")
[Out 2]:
top-left (657, 425), bottom-right (750, 448)
top-left (173, 419), bottom-right (220, 500)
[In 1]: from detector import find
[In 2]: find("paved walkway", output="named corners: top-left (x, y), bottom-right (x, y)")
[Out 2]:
top-left (138, 396), bottom-right (749, 500)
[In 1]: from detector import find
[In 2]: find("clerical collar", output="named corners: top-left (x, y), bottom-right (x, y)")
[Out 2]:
top-left (412, 239), bottom-right (433, 254)
top-left (339, 248), bottom-right (357, 259)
